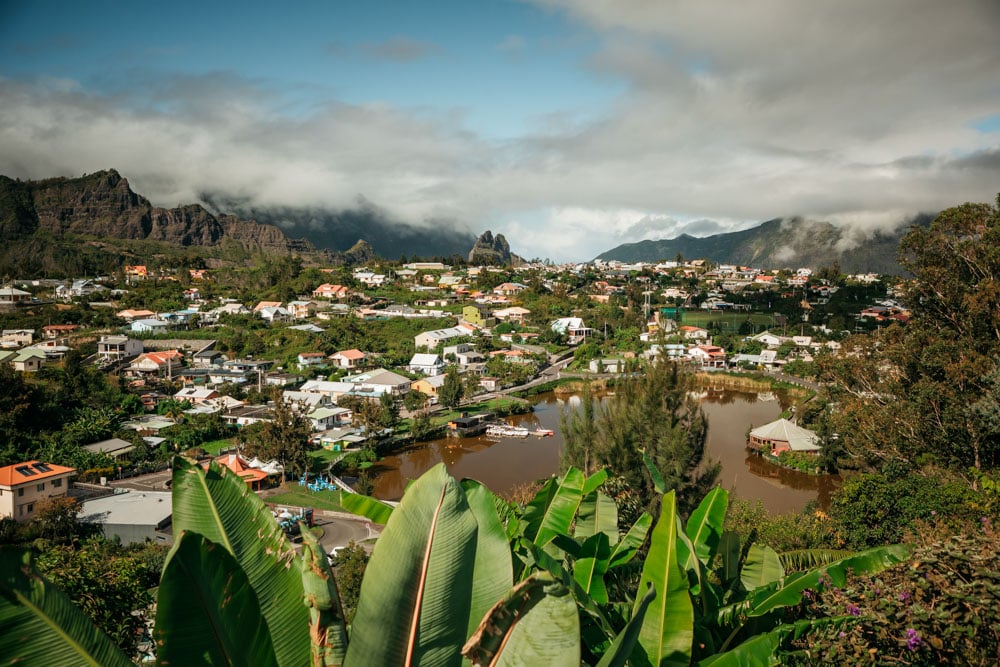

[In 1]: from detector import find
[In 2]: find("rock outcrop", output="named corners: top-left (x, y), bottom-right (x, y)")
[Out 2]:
top-left (1, 169), bottom-right (310, 253)
top-left (468, 230), bottom-right (513, 265)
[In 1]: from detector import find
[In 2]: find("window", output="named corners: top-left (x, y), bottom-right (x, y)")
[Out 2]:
top-left (52, 478), bottom-right (62, 488)
top-left (26, 503), bottom-right (33, 514)
top-left (17, 488), bottom-right (24, 497)
top-left (37, 483), bottom-right (45, 492)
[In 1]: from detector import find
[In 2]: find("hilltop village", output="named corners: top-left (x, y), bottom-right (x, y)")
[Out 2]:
top-left (0, 254), bottom-right (899, 504)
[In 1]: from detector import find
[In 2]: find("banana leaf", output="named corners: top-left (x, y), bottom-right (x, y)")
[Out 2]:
top-left (631, 490), bottom-right (694, 667)
top-left (684, 488), bottom-right (728, 568)
top-left (299, 528), bottom-right (348, 666)
top-left (461, 479), bottom-right (515, 641)
top-left (0, 547), bottom-right (131, 667)
top-left (576, 490), bottom-right (620, 545)
top-left (573, 532), bottom-right (613, 604)
top-left (339, 492), bottom-right (395, 525)
top-left (642, 451), bottom-right (669, 494)
top-left (740, 544), bottom-right (784, 591)
top-left (531, 467), bottom-right (587, 548)
top-left (155, 531), bottom-right (278, 667)
top-left (344, 463), bottom-right (480, 667)
top-left (608, 512), bottom-right (652, 569)
top-left (462, 573), bottom-right (579, 667)
top-left (169, 456), bottom-right (309, 667)
top-left (699, 617), bottom-right (851, 667)
top-left (596, 583), bottom-right (657, 667)
top-left (777, 549), bottom-right (854, 572)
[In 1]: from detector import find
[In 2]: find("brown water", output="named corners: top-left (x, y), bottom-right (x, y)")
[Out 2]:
top-left (371, 390), bottom-right (838, 513)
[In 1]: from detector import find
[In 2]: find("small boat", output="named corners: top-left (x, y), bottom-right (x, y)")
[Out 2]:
top-left (485, 424), bottom-right (530, 438)
top-left (533, 428), bottom-right (554, 437)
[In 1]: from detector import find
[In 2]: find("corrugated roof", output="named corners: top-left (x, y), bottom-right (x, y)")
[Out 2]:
top-left (749, 418), bottom-right (821, 452)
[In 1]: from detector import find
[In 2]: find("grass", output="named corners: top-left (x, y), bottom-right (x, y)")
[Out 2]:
top-left (676, 311), bottom-right (775, 329)
top-left (267, 488), bottom-right (348, 513)
top-left (201, 437), bottom-right (238, 455)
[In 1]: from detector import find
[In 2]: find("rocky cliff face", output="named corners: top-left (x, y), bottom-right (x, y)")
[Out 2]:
top-left (468, 230), bottom-right (513, 265)
top-left (1, 169), bottom-right (310, 253)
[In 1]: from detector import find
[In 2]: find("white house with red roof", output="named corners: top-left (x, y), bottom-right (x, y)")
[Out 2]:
top-left (0, 460), bottom-right (76, 522)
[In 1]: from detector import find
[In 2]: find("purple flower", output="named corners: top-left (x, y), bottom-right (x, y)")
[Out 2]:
top-left (846, 604), bottom-right (860, 616)
top-left (839, 631), bottom-right (847, 638)
top-left (905, 628), bottom-right (921, 651)
top-left (899, 590), bottom-right (911, 601)
top-left (930, 510), bottom-right (936, 516)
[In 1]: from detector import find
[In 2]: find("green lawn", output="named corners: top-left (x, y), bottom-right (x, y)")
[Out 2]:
top-left (676, 311), bottom-right (776, 330)
top-left (267, 488), bottom-right (348, 513)
top-left (200, 437), bottom-right (238, 455)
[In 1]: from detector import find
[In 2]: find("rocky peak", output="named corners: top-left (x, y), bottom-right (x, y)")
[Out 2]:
top-left (468, 230), bottom-right (512, 265)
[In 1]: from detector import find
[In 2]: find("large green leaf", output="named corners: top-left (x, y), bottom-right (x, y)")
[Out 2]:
top-left (631, 490), bottom-right (694, 667)
top-left (740, 544), bottom-right (784, 591)
top-left (573, 532), bottom-right (612, 604)
top-left (462, 573), bottom-right (579, 667)
top-left (595, 583), bottom-right (657, 667)
top-left (299, 528), bottom-right (348, 666)
top-left (519, 477), bottom-right (557, 543)
top-left (461, 479), bottom-right (515, 641)
top-left (747, 545), bottom-right (910, 618)
top-left (0, 547), bottom-right (131, 667)
top-left (684, 488), bottom-right (728, 568)
top-left (339, 492), bottom-right (395, 525)
top-left (582, 468), bottom-right (610, 496)
top-left (576, 491), bottom-right (620, 545)
top-left (345, 463), bottom-right (480, 667)
top-left (531, 467), bottom-right (587, 548)
top-left (608, 512), bottom-right (653, 569)
top-left (156, 531), bottom-right (278, 667)
top-left (642, 451), bottom-right (669, 495)
top-left (170, 456), bottom-right (308, 667)
top-left (700, 617), bottom-right (851, 667)
top-left (715, 531), bottom-right (741, 587)
top-left (777, 549), bottom-right (854, 572)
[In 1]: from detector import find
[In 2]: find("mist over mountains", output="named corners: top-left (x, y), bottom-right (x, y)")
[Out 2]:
top-left (200, 194), bottom-right (477, 261)
top-left (596, 215), bottom-right (934, 274)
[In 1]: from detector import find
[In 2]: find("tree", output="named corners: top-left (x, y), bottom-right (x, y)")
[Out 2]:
top-left (403, 389), bottom-right (428, 412)
top-left (377, 392), bottom-right (399, 429)
top-left (331, 541), bottom-right (370, 624)
top-left (240, 390), bottom-right (314, 477)
top-left (438, 367), bottom-right (463, 410)
top-left (561, 359), bottom-right (717, 514)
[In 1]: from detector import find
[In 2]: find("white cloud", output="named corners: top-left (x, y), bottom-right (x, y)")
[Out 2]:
top-left (1, 1), bottom-right (999, 261)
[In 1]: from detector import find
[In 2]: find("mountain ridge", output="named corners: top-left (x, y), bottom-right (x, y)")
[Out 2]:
top-left (596, 215), bottom-right (933, 274)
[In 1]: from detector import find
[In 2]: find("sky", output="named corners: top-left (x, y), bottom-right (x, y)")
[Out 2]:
top-left (1, 0), bottom-right (998, 262)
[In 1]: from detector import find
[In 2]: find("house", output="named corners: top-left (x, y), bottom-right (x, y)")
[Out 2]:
top-left (2, 349), bottom-right (48, 372)
top-left (752, 331), bottom-right (786, 348)
top-left (98, 335), bottom-right (143, 362)
top-left (116, 308), bottom-right (157, 322)
top-left (173, 387), bottom-right (219, 404)
top-left (56, 279), bottom-right (106, 300)
top-left (410, 375), bottom-right (447, 400)
top-left (748, 418), bottom-right (822, 456)
top-left (282, 391), bottom-right (331, 411)
top-left (407, 353), bottom-right (445, 376)
top-left (128, 350), bottom-right (183, 377)
top-left (342, 369), bottom-right (412, 397)
top-left (286, 300), bottom-right (316, 319)
top-left (550, 317), bottom-right (593, 345)
top-left (312, 283), bottom-right (350, 300)
top-left (354, 271), bottom-right (388, 287)
top-left (131, 318), bottom-right (170, 334)
top-left (189, 269), bottom-right (208, 280)
top-left (461, 304), bottom-right (493, 327)
top-left (493, 282), bottom-right (528, 297)
top-left (442, 343), bottom-right (484, 368)
top-left (589, 358), bottom-right (626, 373)
top-left (253, 300), bottom-right (283, 313)
top-left (258, 306), bottom-right (291, 323)
top-left (0, 461), bottom-right (76, 522)
top-left (79, 490), bottom-right (173, 545)
top-left (414, 324), bottom-right (475, 350)
top-left (679, 326), bottom-right (709, 341)
top-left (82, 438), bottom-right (136, 460)
top-left (221, 405), bottom-right (275, 428)
top-left (124, 265), bottom-right (148, 280)
top-left (42, 324), bottom-right (79, 339)
top-left (297, 352), bottom-right (328, 368)
top-left (330, 349), bottom-right (367, 369)
top-left (493, 306), bottom-right (531, 324)
top-left (307, 406), bottom-right (353, 431)
top-left (0, 287), bottom-right (34, 304)
top-left (1, 329), bottom-right (34, 346)
top-left (204, 454), bottom-right (271, 491)
top-left (688, 345), bottom-right (727, 368)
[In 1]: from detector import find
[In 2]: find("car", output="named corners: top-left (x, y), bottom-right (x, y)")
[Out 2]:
top-left (327, 546), bottom-right (346, 565)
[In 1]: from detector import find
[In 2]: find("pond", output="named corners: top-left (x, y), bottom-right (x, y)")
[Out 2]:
top-left (371, 390), bottom-right (838, 513)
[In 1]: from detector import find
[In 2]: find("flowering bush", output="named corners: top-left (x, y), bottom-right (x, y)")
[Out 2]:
top-left (784, 520), bottom-right (1000, 665)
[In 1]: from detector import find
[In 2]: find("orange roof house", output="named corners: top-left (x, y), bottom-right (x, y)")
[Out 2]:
top-left (204, 454), bottom-right (270, 491)
top-left (0, 460), bottom-right (76, 522)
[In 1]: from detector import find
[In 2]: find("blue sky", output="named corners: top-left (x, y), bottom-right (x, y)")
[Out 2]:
top-left (1, 0), bottom-right (998, 261)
